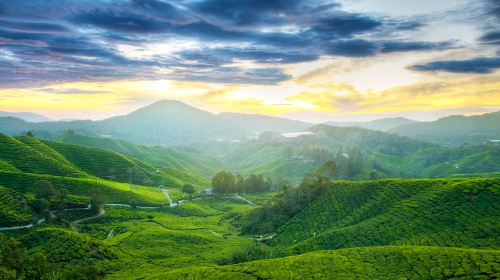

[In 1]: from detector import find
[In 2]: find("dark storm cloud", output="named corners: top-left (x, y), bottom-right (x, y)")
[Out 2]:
top-left (381, 41), bottom-right (455, 53)
top-left (311, 14), bottom-right (382, 38)
top-left (0, 20), bottom-right (69, 33)
top-left (410, 57), bottom-right (500, 74)
top-left (0, 0), bottom-right (460, 88)
top-left (324, 40), bottom-right (454, 57)
top-left (478, 0), bottom-right (500, 45)
top-left (189, 0), bottom-right (338, 27)
top-left (480, 31), bottom-right (500, 45)
top-left (324, 39), bottom-right (378, 57)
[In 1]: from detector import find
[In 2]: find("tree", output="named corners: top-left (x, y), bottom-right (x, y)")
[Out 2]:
top-left (182, 184), bottom-right (195, 197)
top-left (319, 160), bottom-right (337, 181)
top-left (2, 238), bottom-right (25, 276)
top-left (31, 199), bottom-right (50, 217)
top-left (235, 174), bottom-right (245, 193)
top-left (90, 188), bottom-right (106, 214)
top-left (55, 187), bottom-right (69, 211)
top-left (26, 131), bottom-right (34, 137)
top-left (212, 171), bottom-right (236, 195)
top-left (35, 180), bottom-right (56, 201)
top-left (25, 253), bottom-right (49, 280)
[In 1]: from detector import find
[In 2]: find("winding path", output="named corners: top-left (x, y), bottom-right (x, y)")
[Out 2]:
top-left (0, 188), bottom-right (249, 231)
top-left (70, 208), bottom-right (105, 230)
top-left (162, 188), bottom-right (178, 207)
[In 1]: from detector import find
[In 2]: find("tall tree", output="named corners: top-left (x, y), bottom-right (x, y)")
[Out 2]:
top-left (212, 171), bottom-right (236, 195)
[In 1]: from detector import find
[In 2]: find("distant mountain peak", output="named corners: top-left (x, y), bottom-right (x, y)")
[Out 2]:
top-left (130, 100), bottom-right (212, 116)
top-left (0, 111), bottom-right (52, 123)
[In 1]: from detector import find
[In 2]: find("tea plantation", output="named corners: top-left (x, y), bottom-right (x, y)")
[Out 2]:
top-left (276, 178), bottom-right (499, 253)
top-left (149, 246), bottom-right (500, 279)
top-left (0, 133), bottom-right (498, 279)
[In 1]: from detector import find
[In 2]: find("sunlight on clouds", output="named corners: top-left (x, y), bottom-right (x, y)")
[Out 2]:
top-left (117, 39), bottom-right (202, 59)
top-left (0, 49), bottom-right (499, 121)
top-left (287, 73), bottom-right (500, 115)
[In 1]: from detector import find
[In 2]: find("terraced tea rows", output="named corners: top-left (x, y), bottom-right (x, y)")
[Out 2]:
top-left (274, 178), bottom-right (499, 253)
top-left (148, 246), bottom-right (500, 279)
top-left (0, 171), bottom-right (167, 205)
top-left (0, 186), bottom-right (34, 226)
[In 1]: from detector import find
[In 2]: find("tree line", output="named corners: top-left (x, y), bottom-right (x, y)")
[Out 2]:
top-left (31, 180), bottom-right (106, 222)
top-left (242, 160), bottom-right (337, 235)
top-left (211, 172), bottom-right (274, 195)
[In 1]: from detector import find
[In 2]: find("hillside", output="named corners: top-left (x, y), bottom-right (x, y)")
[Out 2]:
top-left (218, 112), bottom-right (311, 135)
top-left (0, 111), bottom-right (52, 123)
top-left (151, 246), bottom-right (500, 279)
top-left (91, 100), bottom-right (246, 145)
top-left (56, 132), bottom-right (223, 177)
top-left (0, 172), bottom-right (168, 206)
top-left (273, 178), bottom-right (499, 253)
top-left (0, 101), bottom-right (313, 145)
top-left (0, 133), bottom-right (209, 188)
top-left (0, 133), bottom-right (86, 178)
top-left (328, 117), bottom-right (417, 131)
top-left (390, 111), bottom-right (500, 146)
top-left (0, 186), bottom-right (35, 226)
top-left (218, 125), bottom-right (500, 183)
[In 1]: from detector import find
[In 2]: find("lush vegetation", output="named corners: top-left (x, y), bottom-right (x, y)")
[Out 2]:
top-left (212, 171), bottom-right (274, 194)
top-left (277, 178), bottom-right (499, 253)
top-left (216, 125), bottom-right (500, 184)
top-left (56, 131), bottom-right (223, 178)
top-left (242, 161), bottom-right (336, 234)
top-left (0, 133), bottom-right (210, 188)
top-left (391, 111), bottom-right (500, 146)
top-left (149, 246), bottom-right (500, 279)
top-left (0, 110), bottom-right (498, 279)
top-left (0, 186), bottom-right (35, 226)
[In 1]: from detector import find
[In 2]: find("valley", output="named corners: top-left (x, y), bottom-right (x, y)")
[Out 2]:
top-left (1, 1), bottom-right (500, 278)
top-left (0, 102), bottom-right (498, 279)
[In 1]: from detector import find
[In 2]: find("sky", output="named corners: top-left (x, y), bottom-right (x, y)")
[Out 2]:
top-left (0, 0), bottom-right (499, 122)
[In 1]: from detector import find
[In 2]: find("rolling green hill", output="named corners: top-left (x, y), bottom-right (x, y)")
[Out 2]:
top-left (327, 117), bottom-right (417, 131)
top-left (273, 178), bottom-right (499, 253)
top-left (390, 111), bottom-right (500, 146)
top-left (0, 133), bottom-right (209, 188)
top-left (0, 133), bottom-right (86, 178)
top-left (0, 172), bottom-right (167, 206)
top-left (150, 246), bottom-right (500, 279)
top-left (220, 125), bottom-right (500, 183)
top-left (55, 132), bottom-right (223, 178)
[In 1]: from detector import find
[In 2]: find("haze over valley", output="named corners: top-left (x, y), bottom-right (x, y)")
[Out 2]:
top-left (0, 0), bottom-right (499, 279)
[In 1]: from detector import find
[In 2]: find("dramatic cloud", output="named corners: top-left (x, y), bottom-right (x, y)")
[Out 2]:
top-left (410, 57), bottom-right (500, 74)
top-left (0, 0), bottom-right (459, 88)
top-left (480, 31), bottom-right (500, 45)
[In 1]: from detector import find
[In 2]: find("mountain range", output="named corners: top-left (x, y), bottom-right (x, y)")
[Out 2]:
top-left (0, 111), bottom-right (52, 123)
top-left (0, 100), bottom-right (499, 146)
top-left (327, 117), bottom-right (417, 131)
